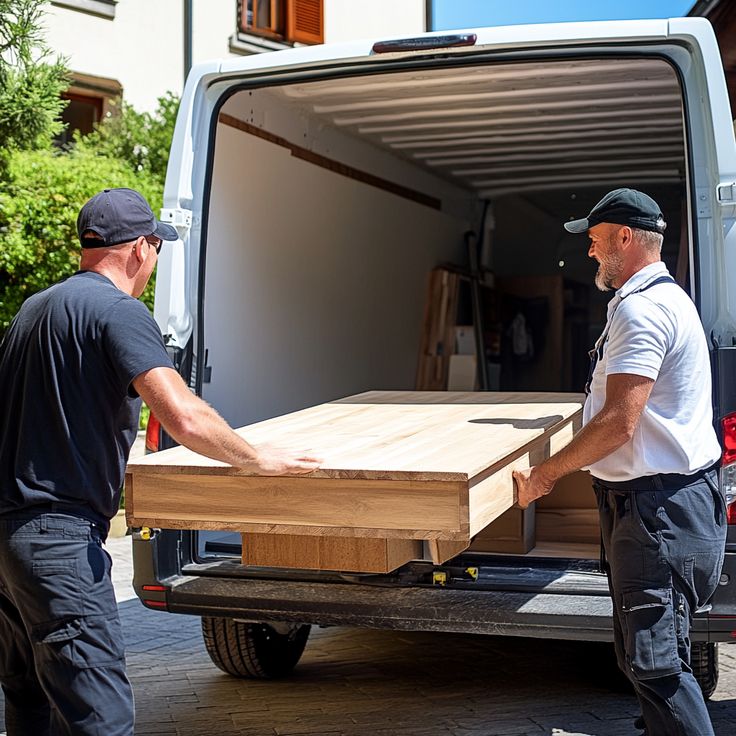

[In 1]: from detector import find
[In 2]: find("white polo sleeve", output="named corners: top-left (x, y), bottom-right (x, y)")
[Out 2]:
top-left (604, 295), bottom-right (672, 380)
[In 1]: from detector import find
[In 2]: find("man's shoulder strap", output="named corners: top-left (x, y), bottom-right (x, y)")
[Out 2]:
top-left (626, 275), bottom-right (677, 298)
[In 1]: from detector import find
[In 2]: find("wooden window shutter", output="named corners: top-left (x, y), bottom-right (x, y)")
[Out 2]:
top-left (286, 0), bottom-right (324, 44)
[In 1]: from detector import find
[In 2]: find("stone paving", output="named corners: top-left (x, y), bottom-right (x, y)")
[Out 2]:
top-left (2, 535), bottom-right (736, 735)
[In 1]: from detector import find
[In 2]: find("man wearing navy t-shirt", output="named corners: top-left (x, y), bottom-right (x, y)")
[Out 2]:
top-left (0, 188), bottom-right (320, 735)
top-left (514, 189), bottom-right (726, 736)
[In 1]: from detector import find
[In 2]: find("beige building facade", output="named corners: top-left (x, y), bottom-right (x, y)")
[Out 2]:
top-left (44, 0), bottom-right (426, 129)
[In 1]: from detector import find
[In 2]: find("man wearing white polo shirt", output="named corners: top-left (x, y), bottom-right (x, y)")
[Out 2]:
top-left (513, 189), bottom-right (726, 736)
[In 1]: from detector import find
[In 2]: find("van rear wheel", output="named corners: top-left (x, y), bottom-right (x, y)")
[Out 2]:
top-left (692, 641), bottom-right (718, 700)
top-left (201, 617), bottom-right (311, 678)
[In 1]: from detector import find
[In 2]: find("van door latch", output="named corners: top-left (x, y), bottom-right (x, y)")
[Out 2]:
top-left (160, 207), bottom-right (193, 236)
top-left (716, 183), bottom-right (736, 204)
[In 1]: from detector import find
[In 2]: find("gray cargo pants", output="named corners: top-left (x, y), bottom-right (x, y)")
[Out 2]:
top-left (594, 468), bottom-right (726, 736)
top-left (0, 511), bottom-right (134, 735)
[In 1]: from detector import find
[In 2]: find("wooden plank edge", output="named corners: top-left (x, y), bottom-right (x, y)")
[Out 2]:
top-left (124, 472), bottom-right (134, 527)
top-left (124, 516), bottom-right (470, 541)
top-left (465, 407), bottom-right (583, 488)
top-left (427, 539), bottom-right (471, 564)
top-left (124, 463), bottom-right (470, 483)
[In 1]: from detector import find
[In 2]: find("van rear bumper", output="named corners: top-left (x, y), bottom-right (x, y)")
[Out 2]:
top-left (133, 533), bottom-right (736, 642)
top-left (162, 573), bottom-right (616, 640)
top-left (143, 573), bottom-right (724, 642)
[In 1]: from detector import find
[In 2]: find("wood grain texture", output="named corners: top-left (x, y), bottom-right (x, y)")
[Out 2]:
top-left (126, 391), bottom-right (584, 561)
top-left (427, 539), bottom-right (471, 564)
top-left (526, 541), bottom-right (599, 559)
top-left (535, 508), bottom-right (600, 545)
top-left (126, 474), bottom-right (465, 539)
top-left (242, 533), bottom-right (422, 572)
top-left (468, 506), bottom-right (535, 555)
top-left (128, 391), bottom-right (583, 480)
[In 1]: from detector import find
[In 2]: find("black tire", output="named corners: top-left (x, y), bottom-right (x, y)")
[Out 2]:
top-left (201, 617), bottom-right (310, 679)
top-left (692, 641), bottom-right (719, 700)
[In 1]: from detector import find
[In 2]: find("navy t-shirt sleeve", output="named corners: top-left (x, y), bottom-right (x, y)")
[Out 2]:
top-left (100, 297), bottom-right (174, 397)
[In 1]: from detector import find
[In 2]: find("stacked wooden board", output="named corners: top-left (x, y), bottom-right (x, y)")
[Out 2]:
top-left (415, 269), bottom-right (461, 390)
top-left (126, 391), bottom-right (584, 572)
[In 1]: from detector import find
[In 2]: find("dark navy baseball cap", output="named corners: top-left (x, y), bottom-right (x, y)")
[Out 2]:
top-left (77, 188), bottom-right (179, 248)
top-left (564, 188), bottom-right (667, 235)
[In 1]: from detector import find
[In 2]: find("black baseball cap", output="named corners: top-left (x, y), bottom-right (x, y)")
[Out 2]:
top-left (77, 188), bottom-right (179, 248)
top-left (564, 188), bottom-right (667, 235)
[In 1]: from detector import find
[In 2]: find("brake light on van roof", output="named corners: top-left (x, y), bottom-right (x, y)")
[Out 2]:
top-left (372, 34), bottom-right (477, 54)
top-left (720, 413), bottom-right (736, 524)
top-left (145, 411), bottom-right (161, 453)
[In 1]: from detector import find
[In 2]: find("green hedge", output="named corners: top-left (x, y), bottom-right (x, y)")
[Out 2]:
top-left (0, 147), bottom-right (163, 330)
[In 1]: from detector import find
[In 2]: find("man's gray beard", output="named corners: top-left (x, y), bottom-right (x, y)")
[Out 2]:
top-left (594, 266), bottom-right (613, 291)
top-left (594, 255), bottom-right (623, 292)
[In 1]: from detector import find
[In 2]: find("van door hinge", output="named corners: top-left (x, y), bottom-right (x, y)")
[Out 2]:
top-left (696, 187), bottom-right (712, 217)
top-left (160, 207), bottom-right (193, 236)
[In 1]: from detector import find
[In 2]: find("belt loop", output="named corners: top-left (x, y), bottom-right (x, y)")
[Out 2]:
top-left (653, 474), bottom-right (664, 491)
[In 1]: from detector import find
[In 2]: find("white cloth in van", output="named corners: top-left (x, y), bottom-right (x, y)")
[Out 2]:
top-left (583, 261), bottom-right (721, 481)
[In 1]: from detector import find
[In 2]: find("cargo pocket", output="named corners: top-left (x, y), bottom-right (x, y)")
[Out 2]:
top-left (30, 617), bottom-right (83, 674)
top-left (621, 588), bottom-right (681, 680)
top-left (33, 617), bottom-right (83, 645)
top-left (71, 613), bottom-right (126, 669)
top-left (31, 615), bottom-right (124, 669)
top-left (31, 557), bottom-right (84, 620)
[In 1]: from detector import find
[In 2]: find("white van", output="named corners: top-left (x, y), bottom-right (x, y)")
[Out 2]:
top-left (133, 17), bottom-right (736, 693)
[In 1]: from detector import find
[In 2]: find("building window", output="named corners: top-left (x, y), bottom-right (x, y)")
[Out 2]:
top-left (238, 0), bottom-right (323, 45)
top-left (56, 72), bottom-right (122, 147)
top-left (51, 0), bottom-right (116, 20)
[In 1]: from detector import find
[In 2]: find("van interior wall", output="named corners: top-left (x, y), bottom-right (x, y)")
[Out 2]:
top-left (202, 122), bottom-right (470, 427)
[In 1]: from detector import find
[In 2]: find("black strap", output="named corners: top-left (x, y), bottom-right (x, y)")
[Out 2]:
top-left (584, 274), bottom-right (677, 394)
top-left (625, 274), bottom-right (676, 298)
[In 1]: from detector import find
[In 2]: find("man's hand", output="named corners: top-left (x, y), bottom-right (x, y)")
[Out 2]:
top-left (248, 444), bottom-right (322, 475)
top-left (513, 466), bottom-right (555, 509)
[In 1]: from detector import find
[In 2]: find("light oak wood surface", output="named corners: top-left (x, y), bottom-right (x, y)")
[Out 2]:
top-left (126, 391), bottom-right (584, 568)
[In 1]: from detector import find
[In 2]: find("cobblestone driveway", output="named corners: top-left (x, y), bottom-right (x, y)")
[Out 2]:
top-left (3, 536), bottom-right (736, 735)
top-left (122, 601), bottom-right (736, 736)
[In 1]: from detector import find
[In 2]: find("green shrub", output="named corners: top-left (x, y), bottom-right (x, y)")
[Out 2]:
top-left (0, 147), bottom-right (162, 330)
top-left (76, 93), bottom-right (179, 182)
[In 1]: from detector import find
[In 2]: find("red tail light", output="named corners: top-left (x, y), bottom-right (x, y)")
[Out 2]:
top-left (720, 413), bottom-right (736, 524)
top-left (145, 412), bottom-right (161, 453)
top-left (722, 414), bottom-right (736, 464)
top-left (729, 500), bottom-right (736, 526)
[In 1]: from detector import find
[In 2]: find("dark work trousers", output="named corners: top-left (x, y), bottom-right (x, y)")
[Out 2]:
top-left (594, 469), bottom-right (726, 736)
top-left (0, 511), bottom-right (134, 735)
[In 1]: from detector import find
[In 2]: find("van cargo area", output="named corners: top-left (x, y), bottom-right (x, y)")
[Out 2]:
top-left (192, 56), bottom-right (688, 565)
top-left (135, 23), bottom-right (736, 692)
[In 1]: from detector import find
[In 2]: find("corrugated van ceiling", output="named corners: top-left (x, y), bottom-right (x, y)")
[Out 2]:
top-left (277, 57), bottom-right (685, 199)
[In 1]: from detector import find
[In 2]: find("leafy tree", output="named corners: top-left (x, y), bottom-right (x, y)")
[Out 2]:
top-left (0, 0), bottom-right (68, 157)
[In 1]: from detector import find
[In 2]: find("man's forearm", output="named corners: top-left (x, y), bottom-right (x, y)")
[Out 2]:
top-left (162, 398), bottom-right (262, 469)
top-left (133, 366), bottom-right (320, 476)
top-left (536, 408), bottom-right (632, 486)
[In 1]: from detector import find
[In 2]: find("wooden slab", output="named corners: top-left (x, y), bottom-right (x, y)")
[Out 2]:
top-left (126, 391), bottom-right (584, 567)
top-left (242, 533), bottom-right (422, 573)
